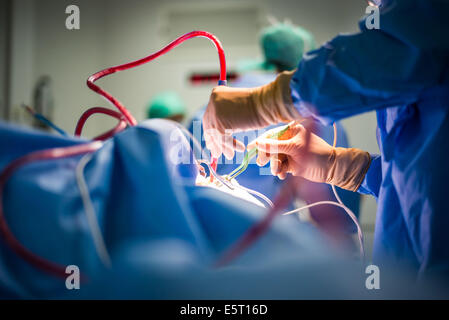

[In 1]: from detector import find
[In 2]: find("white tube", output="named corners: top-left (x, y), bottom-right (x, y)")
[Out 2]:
top-left (232, 183), bottom-right (274, 208)
top-left (76, 153), bottom-right (112, 268)
top-left (282, 123), bottom-right (365, 259)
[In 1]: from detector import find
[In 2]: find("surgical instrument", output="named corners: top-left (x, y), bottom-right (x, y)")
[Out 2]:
top-left (226, 124), bottom-right (290, 181)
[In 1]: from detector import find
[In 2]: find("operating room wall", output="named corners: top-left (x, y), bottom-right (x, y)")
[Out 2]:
top-left (0, 0), bottom-right (11, 120)
top-left (9, 0), bottom-right (378, 258)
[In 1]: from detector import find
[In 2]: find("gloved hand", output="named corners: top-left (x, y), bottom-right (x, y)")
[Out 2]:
top-left (203, 70), bottom-right (300, 159)
top-left (247, 122), bottom-right (372, 191)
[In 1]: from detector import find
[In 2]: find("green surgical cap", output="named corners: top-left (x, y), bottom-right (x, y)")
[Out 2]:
top-left (260, 23), bottom-right (316, 72)
top-left (147, 92), bottom-right (186, 119)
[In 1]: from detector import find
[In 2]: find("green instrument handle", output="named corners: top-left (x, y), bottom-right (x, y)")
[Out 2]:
top-left (226, 125), bottom-right (289, 180)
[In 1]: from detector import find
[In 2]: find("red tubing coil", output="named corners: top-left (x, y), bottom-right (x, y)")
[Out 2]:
top-left (75, 107), bottom-right (127, 141)
top-left (86, 31), bottom-right (227, 127)
top-left (0, 31), bottom-right (227, 279)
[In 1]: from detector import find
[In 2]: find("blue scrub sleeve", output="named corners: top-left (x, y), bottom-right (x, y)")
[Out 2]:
top-left (289, 0), bottom-right (447, 124)
top-left (357, 154), bottom-right (382, 198)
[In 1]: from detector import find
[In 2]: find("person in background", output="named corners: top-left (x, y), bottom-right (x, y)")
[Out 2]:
top-left (146, 91), bottom-right (186, 123)
top-left (189, 22), bottom-right (361, 250)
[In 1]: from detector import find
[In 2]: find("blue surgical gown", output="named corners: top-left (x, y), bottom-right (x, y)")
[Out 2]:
top-left (290, 0), bottom-right (449, 280)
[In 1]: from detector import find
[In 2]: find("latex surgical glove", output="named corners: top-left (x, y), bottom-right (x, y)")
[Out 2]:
top-left (203, 70), bottom-right (300, 159)
top-left (247, 122), bottom-right (372, 191)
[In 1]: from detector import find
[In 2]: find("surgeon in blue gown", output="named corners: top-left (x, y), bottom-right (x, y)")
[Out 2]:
top-left (202, 0), bottom-right (449, 282)
top-left (190, 22), bottom-right (361, 244)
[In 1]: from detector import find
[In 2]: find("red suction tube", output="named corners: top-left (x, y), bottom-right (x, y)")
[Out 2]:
top-left (86, 30), bottom-right (227, 127)
top-left (0, 31), bottom-right (227, 278)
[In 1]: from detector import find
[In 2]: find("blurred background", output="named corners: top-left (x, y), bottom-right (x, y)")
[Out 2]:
top-left (0, 0), bottom-right (379, 257)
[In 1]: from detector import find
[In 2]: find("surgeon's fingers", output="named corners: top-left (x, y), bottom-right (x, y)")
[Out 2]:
top-left (233, 138), bottom-right (246, 153)
top-left (277, 157), bottom-right (289, 180)
top-left (221, 135), bottom-right (245, 160)
top-left (270, 154), bottom-right (283, 176)
top-left (247, 128), bottom-right (276, 151)
top-left (256, 137), bottom-right (293, 155)
top-left (222, 135), bottom-right (235, 160)
top-left (205, 131), bottom-right (222, 158)
top-left (247, 139), bottom-right (257, 151)
top-left (256, 123), bottom-right (304, 154)
top-left (271, 154), bottom-right (289, 180)
top-left (247, 125), bottom-right (280, 150)
top-left (247, 129), bottom-right (285, 167)
top-left (256, 150), bottom-right (270, 166)
top-left (277, 165), bottom-right (288, 180)
top-left (222, 134), bottom-right (245, 153)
